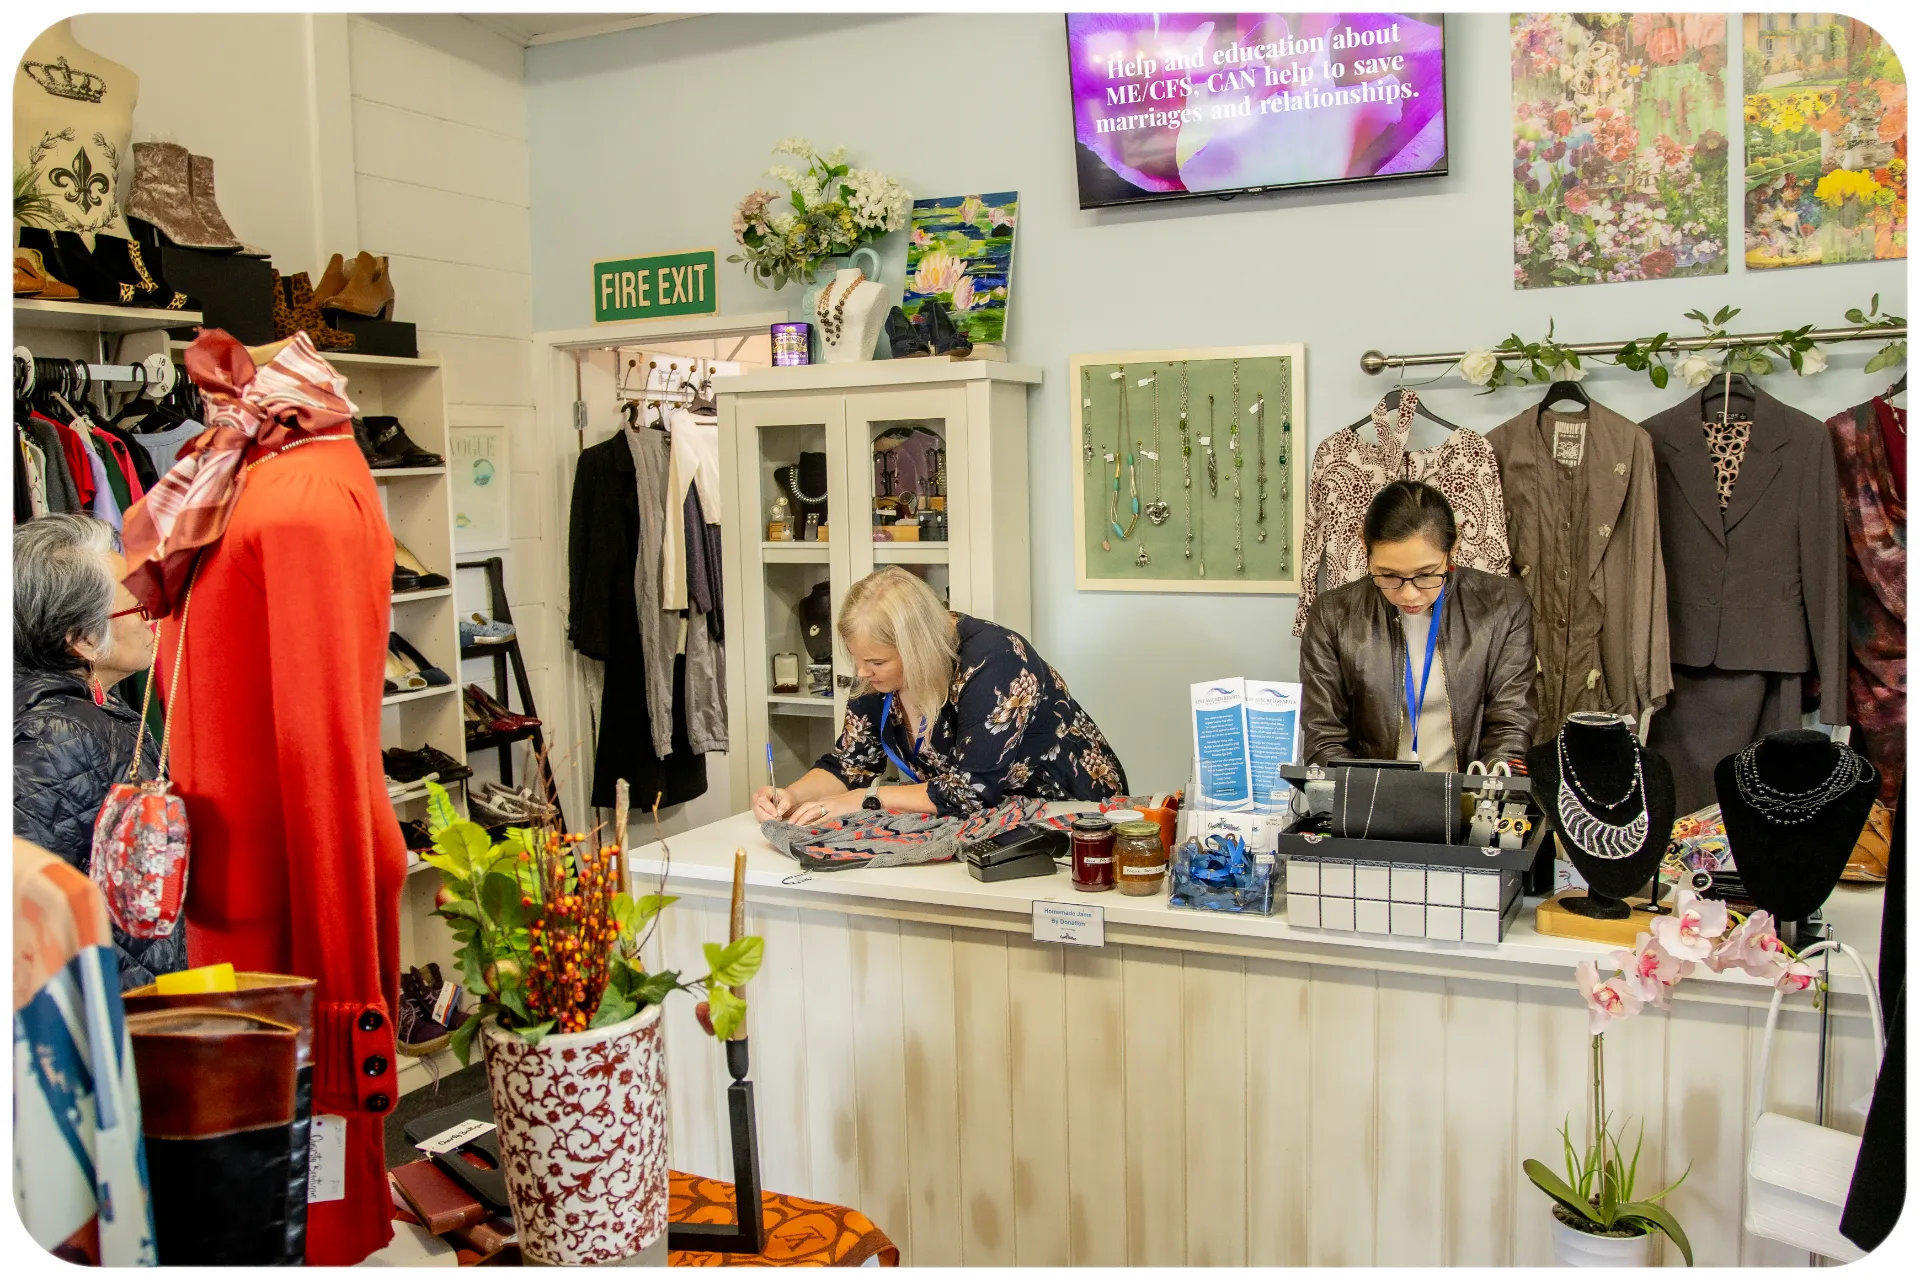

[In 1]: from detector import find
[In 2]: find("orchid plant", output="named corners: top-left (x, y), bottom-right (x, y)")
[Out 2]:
top-left (1459, 297), bottom-right (1905, 393)
top-left (1525, 891), bottom-right (1821, 1262)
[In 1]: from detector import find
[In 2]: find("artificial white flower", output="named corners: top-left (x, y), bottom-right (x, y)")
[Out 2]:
top-left (1797, 346), bottom-right (1829, 376)
top-left (766, 164), bottom-right (803, 189)
top-left (825, 144), bottom-right (848, 168)
top-left (845, 168), bottom-right (909, 233)
top-left (772, 136), bottom-right (813, 158)
top-left (1460, 349), bottom-right (1501, 386)
top-left (1550, 360), bottom-right (1587, 382)
top-left (1677, 349), bottom-right (1725, 388)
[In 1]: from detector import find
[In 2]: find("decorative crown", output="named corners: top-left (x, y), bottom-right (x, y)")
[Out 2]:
top-left (23, 56), bottom-right (107, 104)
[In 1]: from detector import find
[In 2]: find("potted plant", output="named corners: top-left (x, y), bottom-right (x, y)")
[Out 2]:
top-left (420, 783), bottom-right (762, 1265)
top-left (727, 137), bottom-right (908, 293)
top-left (1525, 891), bottom-right (1820, 1266)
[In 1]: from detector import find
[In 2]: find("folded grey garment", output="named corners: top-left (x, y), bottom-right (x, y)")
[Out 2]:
top-left (763, 797), bottom-right (1044, 872)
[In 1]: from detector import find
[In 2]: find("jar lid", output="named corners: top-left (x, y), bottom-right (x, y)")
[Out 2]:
top-left (1115, 820), bottom-right (1162, 837)
top-left (1071, 815), bottom-right (1113, 832)
top-left (1105, 808), bottom-right (1145, 823)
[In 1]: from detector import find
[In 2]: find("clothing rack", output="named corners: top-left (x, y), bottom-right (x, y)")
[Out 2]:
top-left (1359, 324), bottom-right (1909, 375)
top-left (615, 355), bottom-right (717, 410)
top-left (13, 346), bottom-right (177, 399)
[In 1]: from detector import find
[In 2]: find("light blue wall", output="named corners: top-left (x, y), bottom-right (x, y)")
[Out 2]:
top-left (528, 12), bottom-right (1908, 790)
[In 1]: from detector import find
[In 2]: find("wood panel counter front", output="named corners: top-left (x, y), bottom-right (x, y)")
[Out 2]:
top-left (630, 809), bottom-right (1886, 1268)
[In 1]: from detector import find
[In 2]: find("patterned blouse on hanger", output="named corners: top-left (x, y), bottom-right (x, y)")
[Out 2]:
top-left (1292, 389), bottom-right (1511, 636)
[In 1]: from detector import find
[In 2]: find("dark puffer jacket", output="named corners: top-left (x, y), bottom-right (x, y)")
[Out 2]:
top-left (13, 667), bottom-right (188, 988)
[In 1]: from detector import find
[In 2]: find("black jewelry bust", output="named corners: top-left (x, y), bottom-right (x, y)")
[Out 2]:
top-left (1527, 714), bottom-right (1676, 919)
top-left (799, 581), bottom-right (833, 664)
top-left (775, 451), bottom-right (829, 530)
top-left (1716, 730), bottom-right (1877, 929)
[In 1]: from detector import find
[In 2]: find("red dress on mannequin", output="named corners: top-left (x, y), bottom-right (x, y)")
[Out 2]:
top-left (157, 432), bottom-right (404, 1265)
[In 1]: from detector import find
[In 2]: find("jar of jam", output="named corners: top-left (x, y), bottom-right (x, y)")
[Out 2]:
top-left (1070, 815), bottom-right (1115, 891)
top-left (1115, 820), bottom-right (1169, 897)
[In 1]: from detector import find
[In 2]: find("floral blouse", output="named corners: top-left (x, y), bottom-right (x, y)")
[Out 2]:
top-left (816, 615), bottom-right (1128, 816)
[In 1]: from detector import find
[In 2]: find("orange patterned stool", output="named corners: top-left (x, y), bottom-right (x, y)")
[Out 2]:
top-left (668, 1172), bottom-right (899, 1267)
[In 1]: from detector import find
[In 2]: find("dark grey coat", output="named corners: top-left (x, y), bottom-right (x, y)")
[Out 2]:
top-left (1639, 387), bottom-right (1847, 720)
top-left (13, 668), bottom-right (188, 988)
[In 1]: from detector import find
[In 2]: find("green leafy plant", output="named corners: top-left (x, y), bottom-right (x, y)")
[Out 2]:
top-left (14, 165), bottom-right (55, 229)
top-left (1524, 1091), bottom-right (1693, 1264)
top-left (727, 137), bottom-right (909, 289)
top-left (421, 781), bottom-right (762, 1064)
top-left (1845, 293), bottom-right (1907, 375)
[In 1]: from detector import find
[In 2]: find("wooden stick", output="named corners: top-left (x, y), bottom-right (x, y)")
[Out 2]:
top-left (729, 847), bottom-right (748, 1039)
top-left (613, 778), bottom-right (630, 891)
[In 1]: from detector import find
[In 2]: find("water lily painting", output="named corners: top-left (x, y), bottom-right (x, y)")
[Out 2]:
top-left (1511, 14), bottom-right (1731, 289)
top-left (902, 192), bottom-right (1017, 344)
top-left (1743, 15), bottom-right (1905, 270)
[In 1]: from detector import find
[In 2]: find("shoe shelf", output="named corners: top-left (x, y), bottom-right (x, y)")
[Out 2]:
top-left (383, 684), bottom-right (457, 708)
top-left (458, 639), bottom-right (517, 661)
top-left (464, 723), bottom-right (541, 754)
top-left (393, 585), bottom-right (454, 603)
top-left (760, 541), bottom-right (830, 564)
top-left (166, 338), bottom-right (440, 372)
top-left (768, 694), bottom-right (835, 719)
top-left (17, 298), bottom-right (204, 333)
top-left (872, 543), bottom-right (950, 564)
top-left (372, 465), bottom-right (449, 480)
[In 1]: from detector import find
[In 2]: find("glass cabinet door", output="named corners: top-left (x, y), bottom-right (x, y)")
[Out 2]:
top-left (843, 388), bottom-right (969, 614)
top-left (732, 393), bottom-right (849, 786)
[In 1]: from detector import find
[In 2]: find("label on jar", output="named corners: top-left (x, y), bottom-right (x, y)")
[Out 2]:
top-left (1121, 864), bottom-right (1164, 877)
top-left (1078, 855), bottom-right (1112, 867)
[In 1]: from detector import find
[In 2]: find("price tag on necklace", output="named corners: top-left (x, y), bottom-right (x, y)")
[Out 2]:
top-left (1198, 436), bottom-right (1211, 445)
top-left (1141, 450), bottom-right (1159, 460)
top-left (1137, 376), bottom-right (1155, 387)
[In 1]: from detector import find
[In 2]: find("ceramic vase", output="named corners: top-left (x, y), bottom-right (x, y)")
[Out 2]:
top-left (481, 1003), bottom-right (669, 1265)
top-left (1548, 1212), bottom-right (1655, 1267)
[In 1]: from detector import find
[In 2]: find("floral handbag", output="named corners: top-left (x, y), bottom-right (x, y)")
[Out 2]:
top-left (89, 569), bottom-right (196, 939)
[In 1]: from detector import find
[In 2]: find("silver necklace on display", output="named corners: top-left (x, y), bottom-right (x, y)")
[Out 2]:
top-left (788, 467), bottom-right (827, 505)
top-left (1082, 368), bottom-right (1094, 471)
top-left (1143, 367), bottom-right (1169, 526)
top-left (1254, 392), bottom-right (1268, 543)
top-left (1554, 725), bottom-right (1649, 861)
top-left (1229, 360), bottom-right (1244, 574)
top-left (1732, 741), bottom-right (1873, 825)
top-left (1178, 362), bottom-right (1194, 560)
top-left (1104, 367), bottom-right (1139, 551)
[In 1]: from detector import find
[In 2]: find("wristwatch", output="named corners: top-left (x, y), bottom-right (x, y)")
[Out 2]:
top-left (863, 777), bottom-right (884, 810)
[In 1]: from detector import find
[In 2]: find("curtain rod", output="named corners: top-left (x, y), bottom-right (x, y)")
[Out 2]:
top-left (1360, 325), bottom-right (1908, 375)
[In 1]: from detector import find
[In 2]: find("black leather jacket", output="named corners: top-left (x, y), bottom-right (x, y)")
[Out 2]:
top-left (1299, 567), bottom-right (1539, 769)
top-left (13, 667), bottom-right (187, 988)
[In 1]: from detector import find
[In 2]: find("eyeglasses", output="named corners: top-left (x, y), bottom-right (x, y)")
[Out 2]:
top-left (1370, 570), bottom-right (1451, 591)
top-left (110, 603), bottom-right (152, 621)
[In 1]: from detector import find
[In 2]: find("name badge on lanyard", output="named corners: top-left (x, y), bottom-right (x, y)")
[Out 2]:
top-left (879, 693), bottom-right (923, 783)
top-left (1403, 585), bottom-right (1445, 757)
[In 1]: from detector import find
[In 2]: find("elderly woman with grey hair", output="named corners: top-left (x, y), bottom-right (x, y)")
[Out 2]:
top-left (13, 513), bottom-right (186, 986)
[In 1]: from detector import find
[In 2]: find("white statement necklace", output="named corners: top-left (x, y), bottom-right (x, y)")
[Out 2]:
top-left (1554, 723), bottom-right (1649, 861)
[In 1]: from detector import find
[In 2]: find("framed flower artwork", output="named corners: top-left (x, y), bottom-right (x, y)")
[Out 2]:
top-left (902, 193), bottom-right (1017, 345)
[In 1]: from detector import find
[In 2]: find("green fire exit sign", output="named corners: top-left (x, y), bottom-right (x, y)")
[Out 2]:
top-left (592, 248), bottom-right (717, 323)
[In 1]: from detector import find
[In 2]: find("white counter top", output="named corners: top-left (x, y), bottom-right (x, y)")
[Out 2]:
top-left (630, 810), bottom-right (1885, 1003)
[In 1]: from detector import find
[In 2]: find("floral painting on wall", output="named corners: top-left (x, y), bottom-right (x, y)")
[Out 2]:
top-left (1511, 14), bottom-right (1731, 289)
top-left (1743, 15), bottom-right (1906, 270)
top-left (902, 193), bottom-right (1017, 344)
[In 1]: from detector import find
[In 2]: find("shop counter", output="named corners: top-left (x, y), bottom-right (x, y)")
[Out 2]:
top-left (630, 810), bottom-right (1887, 1268)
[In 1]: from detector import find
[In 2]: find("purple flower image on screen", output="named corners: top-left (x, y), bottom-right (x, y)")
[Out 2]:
top-left (1066, 12), bottom-right (1449, 207)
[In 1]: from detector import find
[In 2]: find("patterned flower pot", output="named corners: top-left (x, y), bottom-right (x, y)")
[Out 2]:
top-left (481, 1003), bottom-right (669, 1264)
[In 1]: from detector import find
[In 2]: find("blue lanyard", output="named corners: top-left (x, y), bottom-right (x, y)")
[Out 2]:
top-left (879, 693), bottom-right (923, 783)
top-left (1403, 584), bottom-right (1445, 756)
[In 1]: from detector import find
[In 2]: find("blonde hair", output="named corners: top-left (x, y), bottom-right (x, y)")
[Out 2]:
top-left (837, 567), bottom-right (957, 714)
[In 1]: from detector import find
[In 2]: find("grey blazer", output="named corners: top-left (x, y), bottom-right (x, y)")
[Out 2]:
top-left (1639, 387), bottom-right (1846, 722)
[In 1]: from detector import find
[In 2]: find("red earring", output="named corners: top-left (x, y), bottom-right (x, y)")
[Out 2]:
top-left (89, 675), bottom-right (107, 706)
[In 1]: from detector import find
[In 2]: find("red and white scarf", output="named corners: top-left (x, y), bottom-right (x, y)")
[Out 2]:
top-left (121, 329), bottom-right (356, 616)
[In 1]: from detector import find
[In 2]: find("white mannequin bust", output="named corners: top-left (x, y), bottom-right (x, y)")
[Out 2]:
top-left (14, 19), bottom-right (138, 244)
top-left (815, 268), bottom-right (887, 364)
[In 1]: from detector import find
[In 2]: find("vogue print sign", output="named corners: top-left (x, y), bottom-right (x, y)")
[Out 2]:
top-left (1066, 12), bottom-right (1450, 207)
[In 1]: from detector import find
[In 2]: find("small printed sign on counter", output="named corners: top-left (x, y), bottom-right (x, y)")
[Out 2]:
top-left (415, 1117), bottom-right (496, 1155)
top-left (1032, 899), bottom-right (1105, 947)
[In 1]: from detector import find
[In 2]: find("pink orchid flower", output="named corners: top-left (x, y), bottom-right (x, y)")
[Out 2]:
top-left (1705, 909), bottom-right (1788, 978)
top-left (1578, 959), bottom-right (1645, 1034)
top-left (1773, 959), bottom-right (1816, 994)
top-left (1650, 890), bottom-right (1728, 962)
top-left (1611, 932), bottom-right (1693, 1007)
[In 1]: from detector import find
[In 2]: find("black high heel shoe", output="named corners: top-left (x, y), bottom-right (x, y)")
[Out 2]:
top-left (886, 305), bottom-right (932, 358)
top-left (388, 632), bottom-right (451, 686)
top-left (20, 227), bottom-right (127, 305)
top-left (923, 298), bottom-right (973, 359)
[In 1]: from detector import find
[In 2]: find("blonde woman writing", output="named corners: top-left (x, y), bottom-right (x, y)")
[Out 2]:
top-left (753, 568), bottom-right (1127, 823)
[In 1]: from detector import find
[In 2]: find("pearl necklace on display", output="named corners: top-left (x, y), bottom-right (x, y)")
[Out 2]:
top-left (817, 271), bottom-right (864, 346)
top-left (1732, 740), bottom-right (1874, 825)
top-left (1554, 721), bottom-right (1649, 861)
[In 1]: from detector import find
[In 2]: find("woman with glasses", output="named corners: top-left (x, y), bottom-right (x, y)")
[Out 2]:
top-left (1299, 480), bottom-right (1538, 771)
top-left (13, 513), bottom-right (185, 987)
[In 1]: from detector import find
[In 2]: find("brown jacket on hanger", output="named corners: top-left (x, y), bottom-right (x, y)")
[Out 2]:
top-left (1639, 386), bottom-right (1847, 722)
top-left (1488, 400), bottom-right (1671, 739)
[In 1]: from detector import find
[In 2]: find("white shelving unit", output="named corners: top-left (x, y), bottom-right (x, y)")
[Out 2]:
top-left (716, 361), bottom-right (1043, 811)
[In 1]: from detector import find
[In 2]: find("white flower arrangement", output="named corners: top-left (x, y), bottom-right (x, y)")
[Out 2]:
top-left (728, 140), bottom-right (910, 290)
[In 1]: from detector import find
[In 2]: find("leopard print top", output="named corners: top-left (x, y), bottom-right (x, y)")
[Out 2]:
top-left (1702, 416), bottom-right (1752, 509)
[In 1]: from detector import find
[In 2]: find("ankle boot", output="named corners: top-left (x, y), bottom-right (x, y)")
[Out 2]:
top-left (15, 247), bottom-right (78, 299)
top-left (325, 252), bottom-right (395, 318)
top-left (187, 154), bottom-right (243, 250)
top-left (310, 252), bottom-right (349, 310)
top-left (923, 298), bottom-right (972, 358)
top-left (126, 141), bottom-right (228, 249)
top-left (21, 227), bottom-right (122, 304)
top-left (90, 232), bottom-right (196, 311)
top-left (886, 305), bottom-right (932, 358)
top-left (272, 270), bottom-right (356, 351)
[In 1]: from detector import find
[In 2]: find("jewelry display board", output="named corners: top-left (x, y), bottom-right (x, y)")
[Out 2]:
top-left (1070, 345), bottom-right (1305, 593)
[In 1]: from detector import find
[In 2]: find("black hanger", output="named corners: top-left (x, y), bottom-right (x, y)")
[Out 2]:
top-left (1539, 378), bottom-right (1591, 412)
top-left (1346, 384), bottom-right (1461, 434)
top-left (1699, 370), bottom-right (1756, 421)
top-left (1883, 373), bottom-right (1906, 401)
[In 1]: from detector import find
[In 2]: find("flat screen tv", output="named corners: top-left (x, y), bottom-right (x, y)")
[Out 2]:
top-left (1066, 12), bottom-right (1449, 208)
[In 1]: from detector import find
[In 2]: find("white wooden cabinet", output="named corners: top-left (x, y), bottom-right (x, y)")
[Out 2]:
top-left (715, 362), bottom-right (1043, 811)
